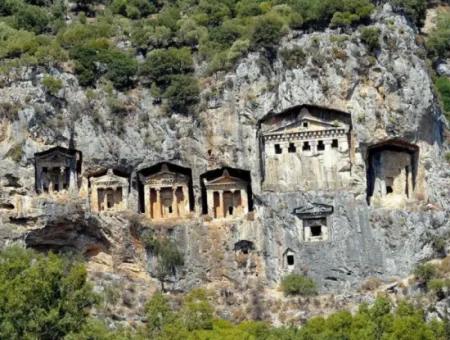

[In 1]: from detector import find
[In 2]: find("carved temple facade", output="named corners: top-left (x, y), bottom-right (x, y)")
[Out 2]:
top-left (293, 203), bottom-right (334, 242)
top-left (260, 105), bottom-right (352, 192)
top-left (203, 169), bottom-right (250, 219)
top-left (34, 146), bottom-right (82, 194)
top-left (138, 163), bottom-right (191, 220)
top-left (89, 169), bottom-right (129, 213)
top-left (367, 140), bottom-right (419, 207)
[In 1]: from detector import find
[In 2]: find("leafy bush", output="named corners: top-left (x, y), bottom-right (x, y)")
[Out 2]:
top-left (390, 0), bottom-right (427, 27)
top-left (110, 0), bottom-right (156, 19)
top-left (141, 47), bottom-right (194, 87)
top-left (252, 14), bottom-right (286, 50)
top-left (281, 273), bottom-right (317, 296)
top-left (14, 4), bottom-right (50, 34)
top-left (414, 263), bottom-right (437, 286)
top-left (435, 76), bottom-right (450, 121)
top-left (164, 75), bottom-right (200, 114)
top-left (42, 75), bottom-right (63, 95)
top-left (360, 26), bottom-right (381, 52)
top-left (99, 50), bottom-right (138, 89)
top-left (0, 247), bottom-right (98, 339)
top-left (427, 11), bottom-right (450, 60)
top-left (280, 46), bottom-right (307, 68)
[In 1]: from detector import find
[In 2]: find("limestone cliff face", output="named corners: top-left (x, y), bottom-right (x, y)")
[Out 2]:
top-left (0, 4), bottom-right (449, 324)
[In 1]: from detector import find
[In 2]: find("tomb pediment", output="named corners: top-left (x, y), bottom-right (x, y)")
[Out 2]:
top-left (143, 165), bottom-right (189, 187)
top-left (293, 203), bottom-right (334, 219)
top-left (90, 169), bottom-right (128, 187)
top-left (205, 170), bottom-right (247, 189)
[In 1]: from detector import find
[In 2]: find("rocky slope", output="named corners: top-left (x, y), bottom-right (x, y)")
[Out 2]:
top-left (0, 4), bottom-right (449, 325)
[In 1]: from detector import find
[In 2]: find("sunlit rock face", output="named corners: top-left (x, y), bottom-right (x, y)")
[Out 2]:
top-left (0, 3), bottom-right (449, 325)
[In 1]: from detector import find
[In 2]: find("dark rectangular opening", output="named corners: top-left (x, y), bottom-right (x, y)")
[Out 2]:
top-left (287, 255), bottom-right (294, 266)
top-left (317, 140), bottom-right (325, 151)
top-left (275, 144), bottom-right (282, 154)
top-left (386, 186), bottom-right (393, 194)
top-left (303, 122), bottom-right (308, 128)
top-left (228, 206), bottom-right (233, 215)
top-left (311, 225), bottom-right (322, 237)
top-left (332, 139), bottom-right (338, 148)
top-left (288, 143), bottom-right (296, 153)
top-left (302, 142), bottom-right (311, 151)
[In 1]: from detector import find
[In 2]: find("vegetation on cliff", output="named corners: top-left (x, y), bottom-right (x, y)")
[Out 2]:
top-left (0, 247), bottom-right (449, 339)
top-left (0, 0), bottom-right (437, 115)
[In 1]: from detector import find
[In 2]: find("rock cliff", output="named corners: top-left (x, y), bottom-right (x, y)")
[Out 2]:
top-left (0, 4), bottom-right (449, 325)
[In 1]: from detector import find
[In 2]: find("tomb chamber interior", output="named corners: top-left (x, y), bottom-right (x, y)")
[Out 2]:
top-left (258, 105), bottom-right (353, 192)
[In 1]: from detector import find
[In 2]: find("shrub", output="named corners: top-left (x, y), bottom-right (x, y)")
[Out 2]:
top-left (280, 273), bottom-right (317, 296)
top-left (390, 0), bottom-right (427, 27)
top-left (435, 76), bottom-right (450, 121)
top-left (360, 26), bottom-right (381, 52)
top-left (42, 75), bottom-right (63, 95)
top-left (163, 75), bottom-right (200, 114)
top-left (14, 4), bottom-right (50, 34)
top-left (280, 46), bottom-right (307, 68)
top-left (99, 50), bottom-right (138, 89)
top-left (141, 47), bottom-right (194, 88)
top-left (70, 46), bottom-right (100, 87)
top-left (252, 14), bottom-right (285, 50)
top-left (426, 12), bottom-right (450, 60)
top-left (414, 263), bottom-right (437, 286)
top-left (0, 247), bottom-right (98, 339)
top-left (181, 289), bottom-right (214, 331)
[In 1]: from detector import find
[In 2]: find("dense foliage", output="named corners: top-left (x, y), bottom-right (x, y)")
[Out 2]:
top-left (0, 247), bottom-right (98, 339)
top-left (280, 273), bottom-right (318, 296)
top-left (0, 247), bottom-right (448, 339)
top-left (0, 0), bottom-right (445, 117)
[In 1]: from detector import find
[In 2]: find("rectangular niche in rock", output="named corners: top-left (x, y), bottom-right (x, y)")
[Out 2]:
top-left (366, 139), bottom-right (419, 208)
top-left (138, 163), bottom-right (193, 220)
top-left (201, 168), bottom-right (252, 219)
top-left (293, 203), bottom-right (334, 242)
top-left (258, 105), bottom-right (353, 192)
top-left (89, 169), bottom-right (129, 213)
top-left (34, 146), bottom-right (82, 194)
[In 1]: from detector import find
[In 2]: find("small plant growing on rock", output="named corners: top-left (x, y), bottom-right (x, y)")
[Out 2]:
top-left (360, 27), bottom-right (381, 53)
top-left (281, 273), bottom-right (317, 296)
top-left (42, 75), bottom-right (63, 96)
top-left (414, 263), bottom-right (437, 288)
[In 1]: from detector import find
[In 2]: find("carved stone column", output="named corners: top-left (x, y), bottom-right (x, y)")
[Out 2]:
top-left (144, 185), bottom-right (151, 218)
top-left (241, 189), bottom-right (249, 214)
top-left (172, 187), bottom-right (177, 217)
top-left (103, 190), bottom-right (108, 211)
top-left (218, 190), bottom-right (224, 218)
top-left (182, 184), bottom-right (189, 216)
top-left (91, 184), bottom-right (99, 212)
top-left (69, 167), bottom-right (77, 193)
top-left (59, 167), bottom-right (65, 191)
top-left (207, 189), bottom-right (214, 218)
top-left (122, 185), bottom-right (128, 210)
top-left (156, 188), bottom-right (162, 219)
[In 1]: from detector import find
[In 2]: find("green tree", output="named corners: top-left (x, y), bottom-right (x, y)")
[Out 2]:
top-left (181, 289), bottom-right (214, 331)
top-left (0, 247), bottom-right (98, 340)
top-left (163, 75), bottom-right (200, 114)
top-left (426, 11), bottom-right (450, 60)
top-left (252, 13), bottom-right (286, 50)
top-left (14, 4), bottom-right (50, 34)
top-left (100, 50), bottom-right (138, 89)
top-left (146, 292), bottom-right (175, 337)
top-left (141, 47), bottom-right (194, 88)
